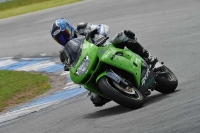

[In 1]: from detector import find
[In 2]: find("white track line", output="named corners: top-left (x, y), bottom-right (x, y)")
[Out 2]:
top-left (0, 59), bottom-right (18, 67)
top-left (63, 84), bottom-right (81, 90)
top-left (0, 101), bottom-right (60, 123)
top-left (16, 61), bottom-right (56, 71)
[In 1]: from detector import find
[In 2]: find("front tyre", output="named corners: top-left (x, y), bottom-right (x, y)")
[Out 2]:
top-left (98, 77), bottom-right (144, 109)
top-left (155, 65), bottom-right (178, 94)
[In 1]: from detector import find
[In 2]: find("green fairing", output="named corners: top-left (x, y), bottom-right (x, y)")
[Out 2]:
top-left (96, 71), bottom-right (106, 83)
top-left (98, 45), bottom-right (143, 86)
top-left (69, 39), bottom-right (143, 97)
top-left (69, 40), bottom-right (99, 84)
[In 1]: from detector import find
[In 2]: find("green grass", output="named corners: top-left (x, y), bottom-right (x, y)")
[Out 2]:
top-left (0, 70), bottom-right (50, 111)
top-left (0, 0), bottom-right (80, 19)
top-left (0, 0), bottom-right (80, 112)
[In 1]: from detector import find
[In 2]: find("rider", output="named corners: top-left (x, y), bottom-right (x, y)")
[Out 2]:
top-left (50, 18), bottom-right (158, 107)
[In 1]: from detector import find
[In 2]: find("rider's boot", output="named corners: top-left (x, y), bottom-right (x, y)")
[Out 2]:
top-left (125, 41), bottom-right (159, 69)
top-left (89, 92), bottom-right (110, 107)
top-left (142, 49), bottom-right (159, 69)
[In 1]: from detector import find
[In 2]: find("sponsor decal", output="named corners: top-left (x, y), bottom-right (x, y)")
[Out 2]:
top-left (53, 29), bottom-right (60, 36)
top-left (141, 68), bottom-right (150, 86)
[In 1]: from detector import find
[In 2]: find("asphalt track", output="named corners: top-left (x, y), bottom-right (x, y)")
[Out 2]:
top-left (0, 0), bottom-right (200, 132)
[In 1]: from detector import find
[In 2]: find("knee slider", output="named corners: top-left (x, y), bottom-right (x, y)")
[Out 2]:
top-left (124, 30), bottom-right (135, 39)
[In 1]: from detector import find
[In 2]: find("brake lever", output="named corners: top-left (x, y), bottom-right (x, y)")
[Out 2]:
top-left (96, 37), bottom-right (109, 46)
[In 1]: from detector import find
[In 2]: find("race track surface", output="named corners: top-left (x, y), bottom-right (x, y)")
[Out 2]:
top-left (0, 0), bottom-right (200, 132)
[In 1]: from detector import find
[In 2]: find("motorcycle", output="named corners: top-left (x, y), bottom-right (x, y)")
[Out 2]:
top-left (63, 35), bottom-right (178, 109)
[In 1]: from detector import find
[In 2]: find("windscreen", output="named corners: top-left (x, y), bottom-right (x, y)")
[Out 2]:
top-left (64, 37), bottom-right (85, 66)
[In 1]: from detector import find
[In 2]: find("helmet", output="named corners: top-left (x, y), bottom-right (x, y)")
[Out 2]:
top-left (50, 18), bottom-right (75, 46)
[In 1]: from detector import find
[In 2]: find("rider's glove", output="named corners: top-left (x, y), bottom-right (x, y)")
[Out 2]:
top-left (64, 63), bottom-right (69, 71)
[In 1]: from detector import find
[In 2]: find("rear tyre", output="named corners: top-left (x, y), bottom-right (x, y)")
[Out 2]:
top-left (98, 77), bottom-right (144, 109)
top-left (155, 65), bottom-right (178, 94)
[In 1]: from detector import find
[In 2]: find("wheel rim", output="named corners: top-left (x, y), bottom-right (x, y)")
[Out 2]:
top-left (112, 81), bottom-right (136, 95)
top-left (106, 78), bottom-right (142, 100)
top-left (160, 67), bottom-right (176, 81)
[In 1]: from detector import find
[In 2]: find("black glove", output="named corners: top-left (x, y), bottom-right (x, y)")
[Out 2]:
top-left (64, 64), bottom-right (69, 71)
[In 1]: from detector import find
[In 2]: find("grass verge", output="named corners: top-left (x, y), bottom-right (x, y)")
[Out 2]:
top-left (0, 0), bottom-right (78, 112)
top-left (0, 0), bottom-right (80, 19)
top-left (0, 70), bottom-right (50, 112)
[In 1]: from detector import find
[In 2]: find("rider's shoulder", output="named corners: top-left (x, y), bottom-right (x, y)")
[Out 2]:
top-left (67, 36), bottom-right (85, 44)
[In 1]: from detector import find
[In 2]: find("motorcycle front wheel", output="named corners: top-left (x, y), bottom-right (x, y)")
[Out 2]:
top-left (98, 77), bottom-right (144, 109)
top-left (155, 65), bottom-right (178, 94)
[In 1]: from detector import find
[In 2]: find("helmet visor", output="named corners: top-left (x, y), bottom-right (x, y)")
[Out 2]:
top-left (55, 31), bottom-right (70, 46)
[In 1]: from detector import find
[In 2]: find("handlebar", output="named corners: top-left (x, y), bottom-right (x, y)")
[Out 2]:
top-left (95, 37), bottom-right (109, 46)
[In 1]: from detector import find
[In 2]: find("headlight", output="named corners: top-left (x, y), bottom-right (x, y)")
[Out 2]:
top-left (75, 55), bottom-right (89, 76)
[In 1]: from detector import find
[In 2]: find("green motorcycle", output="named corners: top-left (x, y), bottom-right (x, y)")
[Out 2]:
top-left (64, 36), bottom-right (178, 109)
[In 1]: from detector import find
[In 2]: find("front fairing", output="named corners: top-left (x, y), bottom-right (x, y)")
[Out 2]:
top-left (69, 38), bottom-right (156, 97)
top-left (69, 38), bottom-right (144, 87)
top-left (69, 39), bottom-right (99, 84)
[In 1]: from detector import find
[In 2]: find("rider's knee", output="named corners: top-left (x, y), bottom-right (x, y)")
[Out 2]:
top-left (124, 30), bottom-right (135, 40)
top-left (112, 30), bottom-right (136, 44)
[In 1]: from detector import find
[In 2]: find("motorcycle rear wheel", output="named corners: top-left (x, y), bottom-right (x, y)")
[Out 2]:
top-left (98, 77), bottom-right (144, 109)
top-left (155, 65), bottom-right (178, 94)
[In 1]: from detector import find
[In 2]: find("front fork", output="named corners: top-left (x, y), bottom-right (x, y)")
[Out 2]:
top-left (96, 69), bottom-right (132, 88)
top-left (96, 66), bottom-right (157, 98)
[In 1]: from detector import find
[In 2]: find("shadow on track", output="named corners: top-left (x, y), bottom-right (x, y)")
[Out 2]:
top-left (144, 90), bottom-right (180, 106)
top-left (84, 90), bottom-right (180, 119)
top-left (83, 105), bottom-right (132, 119)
